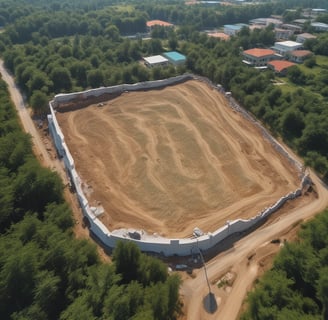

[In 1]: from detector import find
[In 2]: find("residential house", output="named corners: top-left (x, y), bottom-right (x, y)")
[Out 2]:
top-left (268, 60), bottom-right (296, 75)
top-left (242, 48), bottom-right (277, 67)
top-left (281, 24), bottom-right (302, 34)
top-left (272, 41), bottom-right (303, 56)
top-left (296, 33), bottom-right (317, 44)
top-left (275, 28), bottom-right (293, 40)
top-left (249, 17), bottom-right (282, 27)
top-left (288, 50), bottom-right (313, 63)
top-left (311, 22), bottom-right (328, 32)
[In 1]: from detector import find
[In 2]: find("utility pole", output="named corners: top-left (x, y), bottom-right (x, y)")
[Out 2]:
top-left (195, 237), bottom-right (211, 295)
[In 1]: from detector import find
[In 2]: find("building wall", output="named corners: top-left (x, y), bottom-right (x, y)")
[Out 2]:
top-left (224, 26), bottom-right (240, 36)
top-left (243, 53), bottom-right (276, 66)
top-left (273, 43), bottom-right (302, 55)
top-left (48, 75), bottom-right (308, 256)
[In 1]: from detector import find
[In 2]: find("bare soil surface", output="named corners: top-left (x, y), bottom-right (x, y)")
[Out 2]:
top-left (56, 80), bottom-right (300, 237)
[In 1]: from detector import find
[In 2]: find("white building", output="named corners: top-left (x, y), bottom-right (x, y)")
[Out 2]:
top-left (311, 9), bottom-right (327, 17)
top-left (272, 41), bottom-right (303, 56)
top-left (311, 22), bottom-right (328, 32)
top-left (249, 17), bottom-right (282, 27)
top-left (143, 55), bottom-right (169, 68)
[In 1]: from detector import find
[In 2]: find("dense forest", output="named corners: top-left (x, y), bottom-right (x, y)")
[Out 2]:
top-left (0, 77), bottom-right (181, 319)
top-left (241, 209), bottom-right (328, 319)
top-left (0, 0), bottom-right (328, 319)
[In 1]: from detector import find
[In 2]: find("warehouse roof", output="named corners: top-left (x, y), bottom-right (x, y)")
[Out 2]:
top-left (275, 40), bottom-right (302, 48)
top-left (143, 55), bottom-right (168, 64)
top-left (163, 51), bottom-right (186, 63)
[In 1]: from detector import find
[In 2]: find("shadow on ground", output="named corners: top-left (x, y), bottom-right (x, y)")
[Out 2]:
top-left (203, 292), bottom-right (218, 314)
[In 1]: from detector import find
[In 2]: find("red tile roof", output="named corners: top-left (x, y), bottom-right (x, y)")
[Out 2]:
top-left (243, 48), bottom-right (276, 58)
top-left (146, 20), bottom-right (173, 27)
top-left (268, 60), bottom-right (296, 73)
top-left (290, 50), bottom-right (312, 57)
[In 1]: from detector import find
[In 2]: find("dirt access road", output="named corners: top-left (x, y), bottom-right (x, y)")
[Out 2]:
top-left (180, 172), bottom-right (328, 320)
top-left (0, 61), bottom-right (65, 177)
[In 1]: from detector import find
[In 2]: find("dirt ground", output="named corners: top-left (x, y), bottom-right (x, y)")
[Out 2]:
top-left (55, 80), bottom-right (300, 238)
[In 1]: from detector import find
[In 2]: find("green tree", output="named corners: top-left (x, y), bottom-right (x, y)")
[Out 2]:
top-left (50, 67), bottom-right (72, 92)
top-left (280, 109), bottom-right (305, 138)
top-left (87, 69), bottom-right (104, 88)
top-left (30, 90), bottom-right (49, 115)
top-left (113, 241), bottom-right (141, 283)
top-left (14, 158), bottom-right (63, 216)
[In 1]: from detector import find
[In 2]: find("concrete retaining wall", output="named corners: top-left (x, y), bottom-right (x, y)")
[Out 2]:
top-left (48, 75), bottom-right (308, 256)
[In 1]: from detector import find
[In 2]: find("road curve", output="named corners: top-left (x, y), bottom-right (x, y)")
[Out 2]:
top-left (181, 172), bottom-right (328, 320)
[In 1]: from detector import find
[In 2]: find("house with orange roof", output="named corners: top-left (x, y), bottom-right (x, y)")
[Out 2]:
top-left (288, 50), bottom-right (313, 63)
top-left (268, 60), bottom-right (295, 75)
top-left (242, 48), bottom-right (278, 67)
top-left (146, 20), bottom-right (174, 31)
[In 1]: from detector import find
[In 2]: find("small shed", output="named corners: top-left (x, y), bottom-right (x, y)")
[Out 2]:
top-left (162, 51), bottom-right (186, 66)
top-left (143, 55), bottom-right (169, 68)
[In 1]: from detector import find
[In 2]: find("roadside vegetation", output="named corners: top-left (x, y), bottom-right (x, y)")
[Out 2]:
top-left (241, 209), bottom-right (328, 320)
top-left (0, 0), bottom-right (328, 319)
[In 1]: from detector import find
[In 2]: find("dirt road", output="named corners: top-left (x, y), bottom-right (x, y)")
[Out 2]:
top-left (181, 172), bottom-right (328, 320)
top-left (0, 61), bottom-right (67, 178)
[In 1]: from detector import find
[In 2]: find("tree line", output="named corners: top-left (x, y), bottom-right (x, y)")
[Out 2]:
top-left (0, 77), bottom-right (181, 319)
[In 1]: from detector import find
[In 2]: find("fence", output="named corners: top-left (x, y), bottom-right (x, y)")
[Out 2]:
top-left (47, 75), bottom-right (309, 256)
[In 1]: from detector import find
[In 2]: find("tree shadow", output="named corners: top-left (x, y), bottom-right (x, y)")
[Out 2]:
top-left (203, 292), bottom-right (217, 314)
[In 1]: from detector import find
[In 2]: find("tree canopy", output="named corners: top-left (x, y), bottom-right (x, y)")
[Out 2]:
top-left (241, 210), bottom-right (328, 320)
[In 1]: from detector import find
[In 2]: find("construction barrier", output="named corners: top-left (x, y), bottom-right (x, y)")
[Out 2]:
top-left (48, 75), bottom-right (309, 256)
